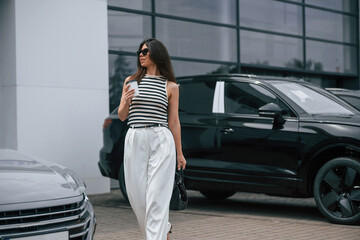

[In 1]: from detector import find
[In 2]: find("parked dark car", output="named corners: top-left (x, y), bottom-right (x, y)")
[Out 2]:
top-left (326, 88), bottom-right (360, 111)
top-left (0, 149), bottom-right (96, 240)
top-left (99, 74), bottom-right (360, 225)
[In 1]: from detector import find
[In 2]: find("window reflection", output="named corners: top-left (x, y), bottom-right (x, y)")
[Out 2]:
top-left (306, 40), bottom-right (356, 74)
top-left (107, 0), bottom-right (360, 94)
top-left (271, 82), bottom-right (355, 115)
top-left (306, 8), bottom-right (356, 44)
top-left (240, 30), bottom-right (303, 69)
top-left (172, 60), bottom-right (237, 77)
top-left (240, 0), bottom-right (303, 35)
top-left (306, 0), bottom-right (356, 13)
top-left (155, 0), bottom-right (236, 24)
top-left (108, 55), bottom-right (137, 112)
top-left (108, 11), bottom-right (152, 52)
top-left (157, 18), bottom-right (237, 62)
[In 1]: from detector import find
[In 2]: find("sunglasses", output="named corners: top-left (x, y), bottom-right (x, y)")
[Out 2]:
top-left (137, 48), bottom-right (149, 56)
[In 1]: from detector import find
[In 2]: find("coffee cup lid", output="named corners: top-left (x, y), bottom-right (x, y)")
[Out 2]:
top-left (127, 79), bottom-right (137, 84)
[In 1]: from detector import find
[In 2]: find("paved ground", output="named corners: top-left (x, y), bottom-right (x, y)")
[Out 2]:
top-left (88, 189), bottom-right (360, 240)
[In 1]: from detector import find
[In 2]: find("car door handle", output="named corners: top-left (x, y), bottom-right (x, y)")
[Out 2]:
top-left (221, 128), bottom-right (234, 134)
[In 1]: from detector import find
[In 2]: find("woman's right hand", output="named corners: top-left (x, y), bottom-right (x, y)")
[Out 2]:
top-left (123, 83), bottom-right (135, 105)
top-left (118, 77), bottom-right (135, 121)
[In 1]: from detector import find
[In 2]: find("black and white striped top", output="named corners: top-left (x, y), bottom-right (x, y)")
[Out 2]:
top-left (128, 74), bottom-right (168, 126)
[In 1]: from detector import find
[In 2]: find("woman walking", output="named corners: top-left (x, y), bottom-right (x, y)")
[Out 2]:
top-left (118, 38), bottom-right (186, 240)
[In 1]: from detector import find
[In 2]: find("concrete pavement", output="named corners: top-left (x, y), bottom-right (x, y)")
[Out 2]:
top-left (88, 189), bottom-right (360, 240)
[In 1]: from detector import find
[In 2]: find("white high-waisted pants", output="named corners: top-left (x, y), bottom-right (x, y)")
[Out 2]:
top-left (124, 126), bottom-right (176, 240)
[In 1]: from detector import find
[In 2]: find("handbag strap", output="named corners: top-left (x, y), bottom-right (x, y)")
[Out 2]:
top-left (178, 166), bottom-right (184, 184)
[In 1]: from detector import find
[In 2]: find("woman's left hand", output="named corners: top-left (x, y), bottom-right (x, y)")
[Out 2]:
top-left (177, 154), bottom-right (186, 170)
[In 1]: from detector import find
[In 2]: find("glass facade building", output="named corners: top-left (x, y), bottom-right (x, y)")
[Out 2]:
top-left (107, 0), bottom-right (359, 112)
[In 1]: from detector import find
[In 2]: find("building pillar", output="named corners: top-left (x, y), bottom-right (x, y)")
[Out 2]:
top-left (0, 0), bottom-right (17, 149)
top-left (0, 0), bottom-right (110, 194)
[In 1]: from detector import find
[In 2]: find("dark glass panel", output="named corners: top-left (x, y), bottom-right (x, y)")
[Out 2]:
top-left (108, 0), bottom-right (151, 11)
top-left (108, 55), bottom-right (137, 112)
top-left (240, 0), bottom-right (303, 35)
top-left (306, 0), bottom-right (356, 13)
top-left (155, 0), bottom-right (236, 24)
top-left (157, 18), bottom-right (237, 62)
top-left (306, 8), bottom-right (356, 44)
top-left (306, 40), bottom-right (357, 74)
top-left (179, 81), bottom-right (216, 114)
top-left (337, 96), bottom-right (360, 110)
top-left (240, 30), bottom-right (303, 69)
top-left (172, 60), bottom-right (237, 77)
top-left (108, 11), bottom-right (152, 52)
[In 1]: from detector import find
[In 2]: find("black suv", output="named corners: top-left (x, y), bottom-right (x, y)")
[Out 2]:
top-left (99, 74), bottom-right (360, 225)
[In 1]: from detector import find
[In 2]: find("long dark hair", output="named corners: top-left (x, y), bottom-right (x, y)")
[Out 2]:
top-left (132, 38), bottom-right (176, 83)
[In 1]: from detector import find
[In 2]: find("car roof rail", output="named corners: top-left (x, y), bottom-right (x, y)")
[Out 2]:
top-left (176, 73), bottom-right (305, 82)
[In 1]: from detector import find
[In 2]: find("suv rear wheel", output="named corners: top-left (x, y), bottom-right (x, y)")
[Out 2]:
top-left (313, 157), bottom-right (360, 224)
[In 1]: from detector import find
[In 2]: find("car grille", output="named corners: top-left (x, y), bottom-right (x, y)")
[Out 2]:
top-left (0, 196), bottom-right (91, 240)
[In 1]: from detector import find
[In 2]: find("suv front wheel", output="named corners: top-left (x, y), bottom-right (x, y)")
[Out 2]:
top-left (313, 157), bottom-right (360, 224)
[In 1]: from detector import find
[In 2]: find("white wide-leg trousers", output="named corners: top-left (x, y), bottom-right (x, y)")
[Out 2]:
top-left (124, 126), bottom-right (176, 240)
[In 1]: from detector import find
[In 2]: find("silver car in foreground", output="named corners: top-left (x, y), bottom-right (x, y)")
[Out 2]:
top-left (0, 149), bottom-right (96, 240)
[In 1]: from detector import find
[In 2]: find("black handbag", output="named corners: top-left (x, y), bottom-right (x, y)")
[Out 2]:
top-left (170, 166), bottom-right (188, 210)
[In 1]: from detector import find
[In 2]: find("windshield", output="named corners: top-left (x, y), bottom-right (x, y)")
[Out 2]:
top-left (269, 81), bottom-right (355, 115)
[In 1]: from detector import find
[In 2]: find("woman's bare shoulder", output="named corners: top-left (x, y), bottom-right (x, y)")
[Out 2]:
top-left (167, 81), bottom-right (178, 91)
top-left (167, 81), bottom-right (179, 100)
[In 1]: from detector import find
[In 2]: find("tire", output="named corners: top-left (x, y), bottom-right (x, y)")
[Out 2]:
top-left (119, 163), bottom-right (129, 202)
top-left (313, 157), bottom-right (360, 225)
top-left (200, 190), bottom-right (236, 200)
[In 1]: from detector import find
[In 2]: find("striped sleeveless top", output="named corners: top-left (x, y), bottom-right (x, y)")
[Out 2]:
top-left (128, 74), bottom-right (168, 126)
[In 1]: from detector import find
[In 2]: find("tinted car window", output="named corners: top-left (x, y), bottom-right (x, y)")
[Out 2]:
top-left (225, 82), bottom-right (294, 116)
top-left (179, 81), bottom-right (216, 114)
top-left (270, 82), bottom-right (355, 115)
top-left (337, 96), bottom-right (360, 110)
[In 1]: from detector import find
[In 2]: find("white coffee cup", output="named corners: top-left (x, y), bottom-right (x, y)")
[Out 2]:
top-left (127, 80), bottom-right (140, 96)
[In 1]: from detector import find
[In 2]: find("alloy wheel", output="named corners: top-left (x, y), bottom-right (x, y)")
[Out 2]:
top-left (314, 158), bottom-right (360, 224)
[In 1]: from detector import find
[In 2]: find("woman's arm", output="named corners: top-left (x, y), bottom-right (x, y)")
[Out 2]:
top-left (118, 76), bottom-right (135, 121)
top-left (167, 81), bottom-right (187, 170)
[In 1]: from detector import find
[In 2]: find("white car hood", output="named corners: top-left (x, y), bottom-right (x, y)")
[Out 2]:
top-left (0, 149), bottom-right (84, 206)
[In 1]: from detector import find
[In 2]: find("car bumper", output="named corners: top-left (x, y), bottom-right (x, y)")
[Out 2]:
top-left (0, 194), bottom-right (96, 240)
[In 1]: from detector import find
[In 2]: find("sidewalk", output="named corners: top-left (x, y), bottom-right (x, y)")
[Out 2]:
top-left (88, 189), bottom-right (360, 240)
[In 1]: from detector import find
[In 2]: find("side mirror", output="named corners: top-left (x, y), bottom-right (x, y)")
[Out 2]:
top-left (258, 103), bottom-right (282, 118)
top-left (258, 103), bottom-right (286, 129)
